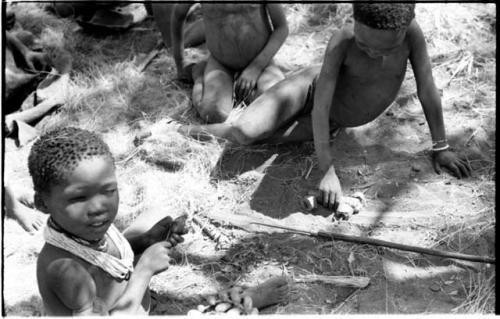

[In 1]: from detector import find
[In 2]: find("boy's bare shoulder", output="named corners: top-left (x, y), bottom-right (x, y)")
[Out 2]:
top-left (405, 20), bottom-right (426, 47)
top-left (325, 26), bottom-right (354, 53)
top-left (38, 244), bottom-right (95, 287)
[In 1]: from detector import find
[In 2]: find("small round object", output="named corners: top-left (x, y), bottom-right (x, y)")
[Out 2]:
top-left (242, 296), bottom-right (253, 313)
top-left (215, 302), bottom-right (232, 313)
top-left (429, 283), bottom-right (441, 292)
top-left (187, 309), bottom-right (203, 316)
top-left (302, 196), bottom-right (317, 211)
top-left (197, 304), bottom-right (210, 313)
top-left (226, 307), bottom-right (242, 315)
top-left (206, 295), bottom-right (217, 305)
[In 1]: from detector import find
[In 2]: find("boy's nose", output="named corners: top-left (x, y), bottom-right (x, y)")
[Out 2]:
top-left (87, 195), bottom-right (107, 215)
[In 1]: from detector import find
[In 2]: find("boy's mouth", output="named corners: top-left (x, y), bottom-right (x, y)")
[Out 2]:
top-left (89, 220), bottom-right (109, 229)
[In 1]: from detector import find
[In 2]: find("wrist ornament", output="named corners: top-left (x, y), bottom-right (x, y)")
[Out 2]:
top-left (432, 139), bottom-right (449, 152)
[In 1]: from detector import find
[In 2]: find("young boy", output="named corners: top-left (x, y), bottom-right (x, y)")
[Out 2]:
top-left (171, 3), bottom-right (289, 123)
top-left (144, 3), bottom-right (471, 211)
top-left (29, 127), bottom-right (187, 315)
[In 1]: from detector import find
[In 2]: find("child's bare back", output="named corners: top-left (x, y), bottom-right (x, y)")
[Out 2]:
top-left (202, 3), bottom-right (274, 70)
top-left (37, 240), bottom-right (149, 315)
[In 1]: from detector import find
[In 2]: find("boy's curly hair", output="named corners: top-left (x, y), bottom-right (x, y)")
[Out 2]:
top-left (28, 127), bottom-right (114, 193)
top-left (353, 3), bottom-right (415, 30)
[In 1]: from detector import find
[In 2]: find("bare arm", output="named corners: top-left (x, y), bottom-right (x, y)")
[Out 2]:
top-left (312, 29), bottom-right (349, 209)
top-left (312, 29), bottom-right (347, 172)
top-left (46, 259), bottom-right (104, 315)
top-left (409, 21), bottom-right (471, 178)
top-left (248, 3), bottom-right (288, 72)
top-left (408, 21), bottom-right (446, 145)
top-left (171, 3), bottom-right (193, 77)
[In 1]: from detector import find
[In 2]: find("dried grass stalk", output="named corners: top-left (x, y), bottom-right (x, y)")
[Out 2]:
top-left (293, 275), bottom-right (370, 288)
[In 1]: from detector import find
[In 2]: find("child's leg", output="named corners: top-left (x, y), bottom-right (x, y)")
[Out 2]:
top-left (196, 55), bottom-right (234, 123)
top-left (191, 60), bottom-right (207, 110)
top-left (184, 19), bottom-right (205, 48)
top-left (4, 185), bottom-right (45, 233)
top-left (179, 66), bottom-right (321, 144)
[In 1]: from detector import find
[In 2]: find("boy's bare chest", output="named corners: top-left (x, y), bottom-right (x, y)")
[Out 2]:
top-left (202, 4), bottom-right (264, 26)
top-left (343, 46), bottom-right (410, 83)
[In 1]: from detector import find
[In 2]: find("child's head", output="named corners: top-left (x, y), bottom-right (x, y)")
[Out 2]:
top-left (28, 127), bottom-right (119, 241)
top-left (352, 3), bottom-right (416, 58)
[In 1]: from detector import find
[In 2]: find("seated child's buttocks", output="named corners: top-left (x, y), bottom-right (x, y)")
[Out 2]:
top-left (202, 3), bottom-right (274, 70)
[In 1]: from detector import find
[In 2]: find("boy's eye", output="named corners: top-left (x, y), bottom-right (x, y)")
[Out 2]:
top-left (104, 188), bottom-right (117, 195)
top-left (68, 195), bottom-right (87, 203)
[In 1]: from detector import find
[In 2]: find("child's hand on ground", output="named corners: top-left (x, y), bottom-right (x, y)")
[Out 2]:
top-left (318, 166), bottom-right (342, 211)
top-left (146, 215), bottom-right (188, 247)
top-left (137, 241), bottom-right (173, 275)
top-left (235, 65), bottom-right (260, 100)
top-left (432, 150), bottom-right (472, 179)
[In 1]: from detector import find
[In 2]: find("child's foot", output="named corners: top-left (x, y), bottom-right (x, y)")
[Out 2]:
top-left (11, 204), bottom-right (46, 234)
top-left (219, 276), bottom-right (289, 310)
top-left (134, 117), bottom-right (182, 145)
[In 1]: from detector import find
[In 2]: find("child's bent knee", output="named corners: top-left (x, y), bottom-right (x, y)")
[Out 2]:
top-left (197, 102), bottom-right (229, 123)
top-left (230, 125), bottom-right (260, 146)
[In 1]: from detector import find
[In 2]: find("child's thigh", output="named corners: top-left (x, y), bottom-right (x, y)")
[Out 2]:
top-left (255, 61), bottom-right (285, 94)
top-left (234, 67), bottom-right (319, 140)
top-left (200, 56), bottom-right (234, 110)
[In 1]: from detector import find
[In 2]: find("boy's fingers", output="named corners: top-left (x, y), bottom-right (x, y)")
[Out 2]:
top-left (433, 160), bottom-right (441, 175)
top-left (457, 162), bottom-right (470, 178)
top-left (450, 163), bottom-right (462, 179)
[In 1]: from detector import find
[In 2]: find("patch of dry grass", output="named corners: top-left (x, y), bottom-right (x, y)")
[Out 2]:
top-left (3, 2), bottom-right (495, 315)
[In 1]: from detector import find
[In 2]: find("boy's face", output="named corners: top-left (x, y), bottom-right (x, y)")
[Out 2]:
top-left (38, 156), bottom-right (119, 242)
top-left (354, 21), bottom-right (407, 59)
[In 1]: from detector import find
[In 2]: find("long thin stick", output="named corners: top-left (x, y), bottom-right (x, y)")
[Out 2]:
top-left (251, 222), bottom-right (495, 264)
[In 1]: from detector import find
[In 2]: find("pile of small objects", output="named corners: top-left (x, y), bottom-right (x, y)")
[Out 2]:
top-left (187, 294), bottom-right (259, 316)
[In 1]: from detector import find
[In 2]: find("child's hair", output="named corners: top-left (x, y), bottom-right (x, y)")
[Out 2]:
top-left (28, 127), bottom-right (114, 193)
top-left (353, 3), bottom-right (415, 30)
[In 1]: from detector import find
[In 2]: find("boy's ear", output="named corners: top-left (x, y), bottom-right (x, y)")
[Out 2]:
top-left (34, 192), bottom-right (50, 214)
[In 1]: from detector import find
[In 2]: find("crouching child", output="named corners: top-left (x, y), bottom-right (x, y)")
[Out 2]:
top-left (29, 127), bottom-right (187, 315)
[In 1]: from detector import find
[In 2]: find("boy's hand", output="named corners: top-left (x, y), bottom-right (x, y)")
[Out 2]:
top-left (235, 65), bottom-right (260, 101)
top-left (139, 241), bottom-right (173, 275)
top-left (318, 166), bottom-right (342, 211)
top-left (432, 150), bottom-right (471, 179)
top-left (147, 215), bottom-right (188, 247)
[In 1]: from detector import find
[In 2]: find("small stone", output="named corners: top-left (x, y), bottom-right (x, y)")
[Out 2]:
top-left (226, 307), bottom-right (242, 315)
top-left (411, 164), bottom-right (421, 172)
top-left (215, 302), bottom-right (232, 313)
top-left (187, 309), bottom-right (203, 316)
top-left (429, 283), bottom-right (441, 292)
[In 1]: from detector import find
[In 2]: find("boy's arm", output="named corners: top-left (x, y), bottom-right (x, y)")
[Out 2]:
top-left (249, 4), bottom-right (288, 72)
top-left (408, 21), bottom-right (471, 178)
top-left (236, 3), bottom-right (288, 97)
top-left (125, 216), bottom-right (187, 255)
top-left (46, 259), bottom-right (104, 315)
top-left (312, 29), bottom-right (348, 210)
top-left (171, 3), bottom-right (193, 81)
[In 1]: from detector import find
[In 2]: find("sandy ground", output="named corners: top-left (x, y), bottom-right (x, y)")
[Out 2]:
top-left (2, 3), bottom-right (495, 315)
